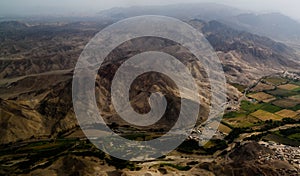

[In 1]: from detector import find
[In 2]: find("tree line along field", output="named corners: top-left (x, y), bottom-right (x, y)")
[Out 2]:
top-left (223, 75), bottom-right (300, 133)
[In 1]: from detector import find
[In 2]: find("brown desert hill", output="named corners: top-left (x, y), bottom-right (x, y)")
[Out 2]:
top-left (199, 142), bottom-right (299, 176)
top-left (0, 21), bottom-right (103, 79)
top-left (190, 19), bottom-right (300, 85)
top-left (94, 36), bottom-right (213, 129)
top-left (0, 98), bottom-right (45, 144)
top-left (228, 141), bottom-right (275, 161)
top-left (0, 72), bottom-right (77, 144)
top-left (20, 155), bottom-right (115, 176)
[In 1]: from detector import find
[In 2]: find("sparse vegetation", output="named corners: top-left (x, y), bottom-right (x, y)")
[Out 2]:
top-left (159, 163), bottom-right (191, 171)
top-left (230, 82), bottom-right (247, 92)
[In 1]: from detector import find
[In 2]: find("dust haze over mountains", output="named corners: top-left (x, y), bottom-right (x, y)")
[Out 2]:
top-left (1, 1), bottom-right (300, 43)
top-left (1, 0), bottom-right (300, 21)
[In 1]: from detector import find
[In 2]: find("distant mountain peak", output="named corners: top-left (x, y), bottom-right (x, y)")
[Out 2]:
top-left (224, 12), bottom-right (300, 42)
top-left (98, 3), bottom-right (244, 20)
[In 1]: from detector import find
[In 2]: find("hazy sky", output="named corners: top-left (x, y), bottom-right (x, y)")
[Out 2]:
top-left (1, 0), bottom-right (300, 20)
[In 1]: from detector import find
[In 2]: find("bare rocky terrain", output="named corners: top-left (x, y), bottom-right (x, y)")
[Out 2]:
top-left (0, 17), bottom-right (300, 175)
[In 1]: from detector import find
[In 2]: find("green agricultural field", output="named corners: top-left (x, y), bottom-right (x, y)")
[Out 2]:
top-left (247, 92), bottom-right (275, 102)
top-left (251, 110), bottom-right (284, 121)
top-left (240, 101), bottom-right (282, 114)
top-left (267, 89), bottom-right (299, 98)
top-left (259, 103), bottom-right (282, 113)
top-left (263, 133), bottom-right (300, 146)
top-left (287, 95), bottom-right (300, 110)
top-left (223, 115), bottom-right (260, 128)
top-left (223, 111), bottom-right (247, 119)
top-left (290, 80), bottom-right (300, 86)
top-left (278, 83), bottom-right (300, 90)
top-left (240, 100), bottom-right (264, 114)
top-left (250, 82), bottom-right (275, 92)
top-left (288, 133), bottom-right (300, 141)
top-left (272, 99), bottom-right (299, 109)
top-left (270, 127), bottom-right (300, 144)
top-left (275, 109), bottom-right (299, 118)
top-left (264, 77), bottom-right (287, 85)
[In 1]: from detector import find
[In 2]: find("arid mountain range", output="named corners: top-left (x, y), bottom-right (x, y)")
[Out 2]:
top-left (0, 4), bottom-right (300, 175)
top-left (1, 18), bottom-right (299, 144)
